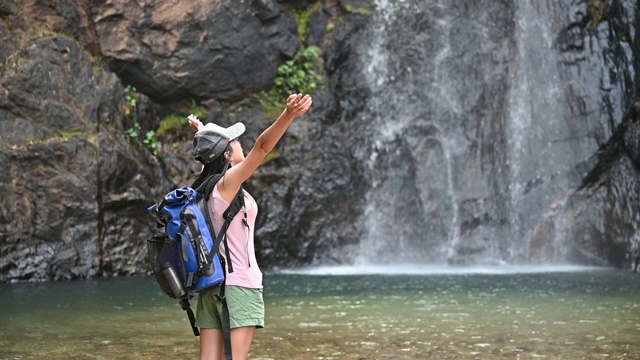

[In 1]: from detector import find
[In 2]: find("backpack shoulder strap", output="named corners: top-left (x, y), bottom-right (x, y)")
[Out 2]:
top-left (196, 174), bottom-right (244, 274)
top-left (196, 174), bottom-right (224, 256)
top-left (198, 174), bottom-right (223, 200)
top-left (218, 190), bottom-right (245, 274)
top-left (196, 174), bottom-right (241, 360)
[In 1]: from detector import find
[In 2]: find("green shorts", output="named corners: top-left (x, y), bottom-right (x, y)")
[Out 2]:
top-left (195, 285), bottom-right (264, 329)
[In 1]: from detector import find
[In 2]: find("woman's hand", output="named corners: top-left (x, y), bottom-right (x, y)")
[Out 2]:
top-left (285, 93), bottom-right (313, 117)
top-left (188, 114), bottom-right (203, 131)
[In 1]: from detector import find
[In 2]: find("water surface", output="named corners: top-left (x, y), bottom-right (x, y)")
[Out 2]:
top-left (1, 267), bottom-right (639, 359)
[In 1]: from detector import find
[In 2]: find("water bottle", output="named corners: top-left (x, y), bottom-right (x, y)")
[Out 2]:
top-left (162, 265), bottom-right (186, 298)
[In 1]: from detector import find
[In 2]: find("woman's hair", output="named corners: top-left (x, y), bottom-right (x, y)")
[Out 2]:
top-left (191, 143), bottom-right (232, 189)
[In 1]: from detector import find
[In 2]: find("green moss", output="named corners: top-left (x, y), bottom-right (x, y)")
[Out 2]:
top-left (294, 3), bottom-right (320, 45)
top-left (7, 129), bottom-right (96, 149)
top-left (326, 21), bottom-right (335, 32)
top-left (156, 101), bottom-right (208, 138)
top-left (256, 93), bottom-right (287, 120)
top-left (188, 102), bottom-right (209, 120)
top-left (156, 114), bottom-right (183, 138)
top-left (262, 148), bottom-right (282, 165)
top-left (54, 129), bottom-right (86, 140)
top-left (586, 0), bottom-right (607, 29)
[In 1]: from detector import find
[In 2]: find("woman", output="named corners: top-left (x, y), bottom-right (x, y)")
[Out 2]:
top-left (187, 93), bottom-right (312, 360)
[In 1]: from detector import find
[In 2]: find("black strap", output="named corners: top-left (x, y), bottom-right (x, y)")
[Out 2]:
top-left (218, 191), bottom-right (245, 274)
top-left (221, 296), bottom-right (232, 360)
top-left (215, 270), bottom-right (232, 360)
top-left (197, 175), bottom-right (245, 274)
top-left (179, 297), bottom-right (200, 336)
top-left (149, 204), bottom-right (166, 228)
top-left (197, 174), bottom-right (244, 360)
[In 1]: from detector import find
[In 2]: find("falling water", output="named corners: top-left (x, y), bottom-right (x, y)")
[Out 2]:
top-left (506, 0), bottom-right (570, 261)
top-left (355, 0), bottom-right (408, 265)
top-left (354, 0), bottom-right (475, 265)
top-left (350, 0), bottom-right (615, 267)
top-left (355, 0), bottom-right (456, 265)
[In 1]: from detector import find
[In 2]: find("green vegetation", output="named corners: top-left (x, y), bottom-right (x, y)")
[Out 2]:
top-left (124, 85), bottom-right (138, 116)
top-left (123, 123), bottom-right (140, 140)
top-left (122, 85), bottom-right (160, 155)
top-left (124, 99), bottom-right (208, 156)
top-left (255, 45), bottom-right (323, 118)
top-left (143, 129), bottom-right (161, 155)
top-left (326, 21), bottom-right (335, 32)
top-left (156, 114), bottom-right (184, 138)
top-left (187, 101), bottom-right (209, 120)
top-left (123, 123), bottom-right (160, 155)
top-left (343, 2), bottom-right (374, 15)
top-left (274, 46), bottom-right (321, 95)
top-left (157, 101), bottom-right (208, 138)
top-left (586, 0), bottom-right (607, 29)
top-left (294, 3), bottom-right (321, 44)
top-left (262, 148), bottom-right (282, 165)
top-left (54, 128), bottom-right (85, 140)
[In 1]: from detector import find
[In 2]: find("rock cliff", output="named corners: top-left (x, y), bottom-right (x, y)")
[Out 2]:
top-left (1, 0), bottom-right (640, 282)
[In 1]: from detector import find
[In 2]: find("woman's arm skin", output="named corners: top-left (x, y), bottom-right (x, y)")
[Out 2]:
top-left (219, 93), bottom-right (312, 200)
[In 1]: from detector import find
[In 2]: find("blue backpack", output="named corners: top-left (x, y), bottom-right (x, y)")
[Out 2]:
top-left (147, 174), bottom-right (244, 339)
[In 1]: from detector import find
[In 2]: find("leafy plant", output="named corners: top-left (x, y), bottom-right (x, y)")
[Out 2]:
top-left (125, 85), bottom-right (138, 108)
top-left (124, 123), bottom-right (160, 155)
top-left (124, 85), bottom-right (139, 118)
top-left (276, 46), bottom-right (321, 94)
top-left (143, 130), bottom-right (161, 155)
top-left (256, 45), bottom-right (323, 117)
top-left (124, 123), bottom-right (141, 139)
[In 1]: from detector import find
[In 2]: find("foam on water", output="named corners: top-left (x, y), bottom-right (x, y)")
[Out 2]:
top-left (278, 264), bottom-right (606, 276)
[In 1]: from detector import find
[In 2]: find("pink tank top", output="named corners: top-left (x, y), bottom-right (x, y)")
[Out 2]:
top-left (208, 185), bottom-right (262, 289)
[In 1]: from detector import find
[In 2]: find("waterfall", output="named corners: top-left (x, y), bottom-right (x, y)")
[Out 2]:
top-left (355, 0), bottom-right (407, 265)
top-left (348, 0), bottom-right (616, 266)
top-left (506, 0), bottom-right (571, 261)
top-left (354, 0), bottom-right (460, 265)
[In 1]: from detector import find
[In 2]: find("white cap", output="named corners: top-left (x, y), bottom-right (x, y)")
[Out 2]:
top-left (198, 122), bottom-right (245, 140)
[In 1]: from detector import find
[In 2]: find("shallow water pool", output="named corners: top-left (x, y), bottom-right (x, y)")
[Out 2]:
top-left (1, 267), bottom-right (639, 359)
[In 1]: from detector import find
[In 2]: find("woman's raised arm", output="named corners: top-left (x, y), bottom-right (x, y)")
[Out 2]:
top-left (219, 93), bottom-right (312, 197)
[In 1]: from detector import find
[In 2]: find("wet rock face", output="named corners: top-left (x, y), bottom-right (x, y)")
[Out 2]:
top-left (90, 0), bottom-right (299, 103)
top-left (546, 96), bottom-right (640, 269)
top-left (522, 0), bottom-right (640, 269)
top-left (0, 0), bottom-right (329, 282)
top-left (328, 0), bottom-right (640, 269)
top-left (0, 36), bottom-right (122, 144)
top-left (0, 2), bottom-right (168, 282)
top-left (2, 0), bottom-right (640, 283)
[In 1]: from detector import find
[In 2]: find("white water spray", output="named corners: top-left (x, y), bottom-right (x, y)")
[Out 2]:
top-left (507, 0), bottom-right (568, 260)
